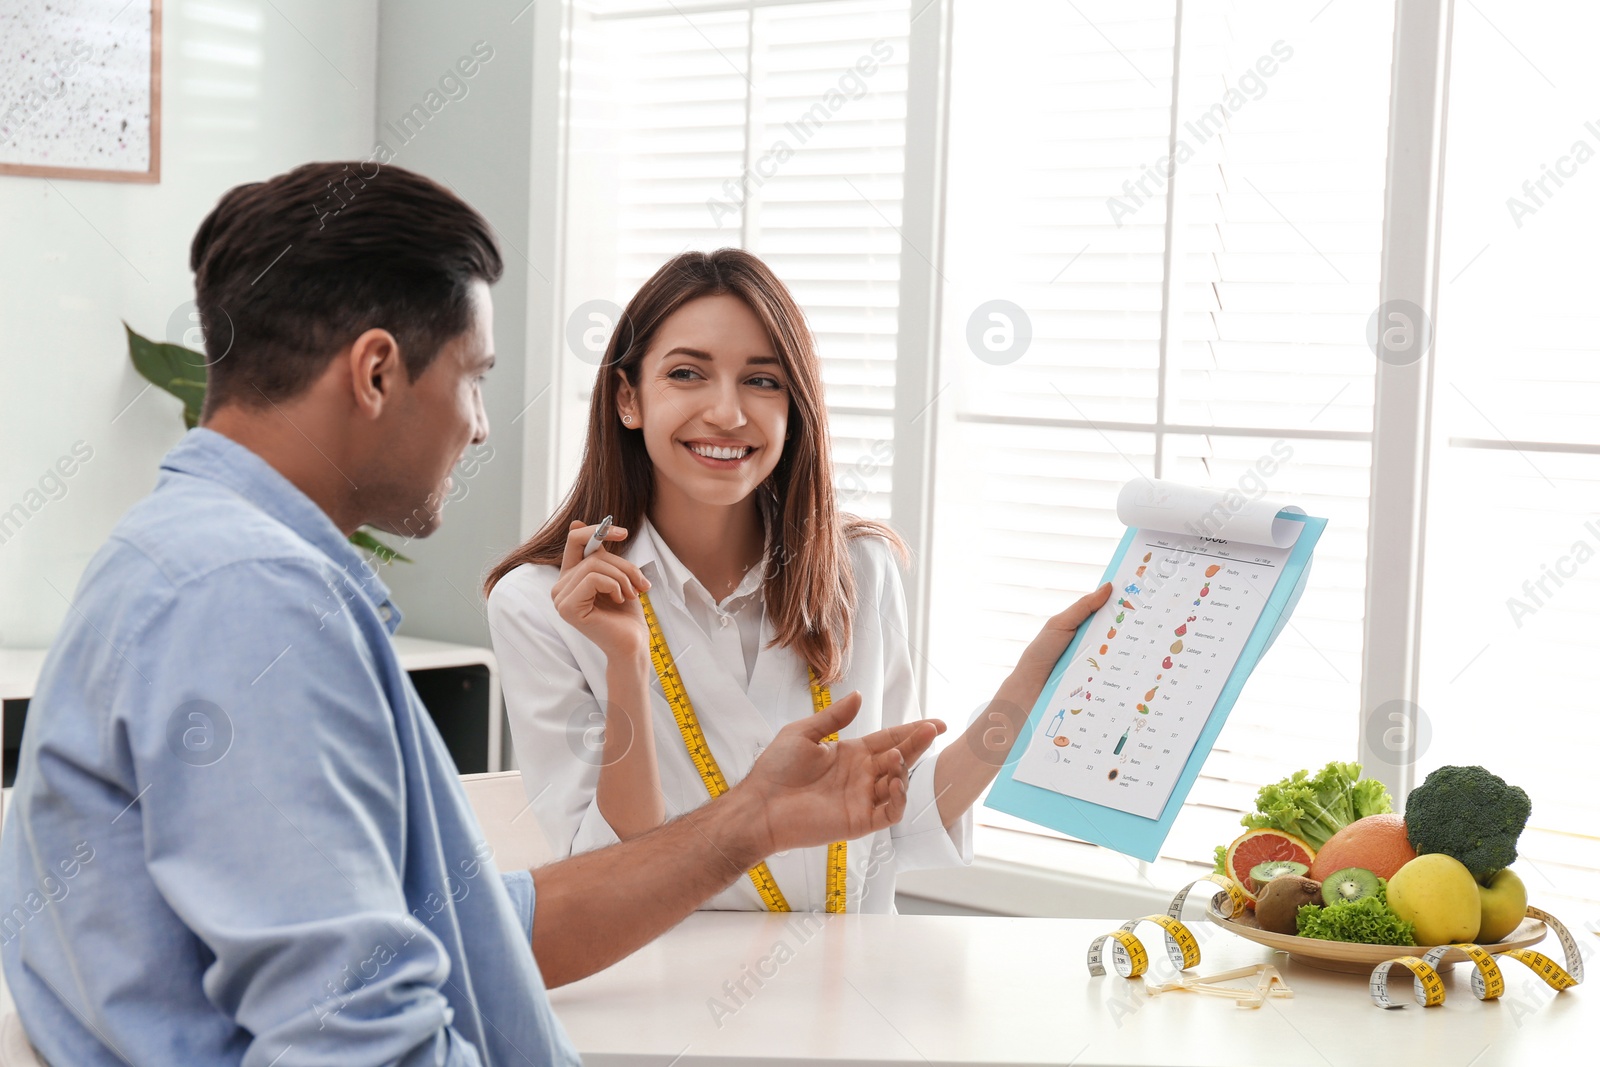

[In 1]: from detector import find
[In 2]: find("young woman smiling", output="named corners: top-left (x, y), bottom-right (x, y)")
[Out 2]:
top-left (485, 249), bottom-right (1109, 913)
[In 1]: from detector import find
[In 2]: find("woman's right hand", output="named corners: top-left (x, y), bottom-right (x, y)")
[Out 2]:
top-left (551, 520), bottom-right (652, 662)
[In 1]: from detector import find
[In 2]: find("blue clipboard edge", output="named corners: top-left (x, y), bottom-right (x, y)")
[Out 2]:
top-left (984, 511), bottom-right (1328, 862)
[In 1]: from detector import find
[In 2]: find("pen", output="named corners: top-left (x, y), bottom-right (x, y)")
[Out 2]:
top-left (581, 515), bottom-right (613, 558)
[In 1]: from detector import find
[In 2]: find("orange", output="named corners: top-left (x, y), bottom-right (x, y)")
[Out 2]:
top-left (1308, 813), bottom-right (1416, 882)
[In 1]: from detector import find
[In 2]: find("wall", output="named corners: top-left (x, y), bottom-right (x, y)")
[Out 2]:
top-left (0, 0), bottom-right (378, 648)
top-left (373, 1), bottom-right (555, 651)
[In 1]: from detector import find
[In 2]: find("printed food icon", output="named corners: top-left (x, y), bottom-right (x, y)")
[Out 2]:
top-left (1170, 640), bottom-right (1184, 654)
top-left (1144, 688), bottom-right (1158, 701)
top-left (1053, 735), bottom-right (1070, 747)
top-left (1200, 584), bottom-right (1211, 597)
top-left (1162, 656), bottom-right (1173, 669)
top-left (1143, 552), bottom-right (1152, 562)
top-left (1205, 564), bottom-right (1221, 577)
top-left (1099, 644), bottom-right (1109, 655)
top-left (1106, 627), bottom-right (1117, 639)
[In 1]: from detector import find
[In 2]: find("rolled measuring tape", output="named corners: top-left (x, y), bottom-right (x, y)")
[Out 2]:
top-left (1370, 906), bottom-right (1583, 1009)
top-left (1494, 906), bottom-right (1584, 991)
top-left (1370, 956), bottom-right (1447, 1009)
top-left (1087, 876), bottom-right (1245, 978)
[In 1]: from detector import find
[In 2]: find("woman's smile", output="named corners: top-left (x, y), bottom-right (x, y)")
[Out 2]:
top-left (682, 438), bottom-right (758, 469)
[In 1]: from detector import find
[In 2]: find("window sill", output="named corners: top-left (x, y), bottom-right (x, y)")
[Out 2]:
top-left (896, 823), bottom-right (1210, 919)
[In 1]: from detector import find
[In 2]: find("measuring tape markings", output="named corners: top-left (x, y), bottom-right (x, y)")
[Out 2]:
top-left (1369, 905), bottom-right (1583, 1008)
top-left (638, 591), bottom-right (848, 914)
top-left (1369, 956), bottom-right (1447, 1009)
top-left (1087, 876), bottom-right (1241, 979)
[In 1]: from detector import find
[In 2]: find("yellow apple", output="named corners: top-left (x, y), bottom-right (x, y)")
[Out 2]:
top-left (1388, 854), bottom-right (1481, 946)
top-left (1476, 868), bottom-right (1528, 944)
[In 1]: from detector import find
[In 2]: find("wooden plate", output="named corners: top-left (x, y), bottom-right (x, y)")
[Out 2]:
top-left (1205, 898), bottom-right (1549, 975)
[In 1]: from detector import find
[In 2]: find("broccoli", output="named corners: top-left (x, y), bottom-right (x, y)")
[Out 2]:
top-left (1404, 765), bottom-right (1531, 882)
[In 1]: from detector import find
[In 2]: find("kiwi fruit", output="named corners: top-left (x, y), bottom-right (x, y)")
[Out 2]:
top-left (1320, 867), bottom-right (1382, 907)
top-left (1254, 875), bottom-right (1322, 935)
top-left (1248, 859), bottom-right (1310, 895)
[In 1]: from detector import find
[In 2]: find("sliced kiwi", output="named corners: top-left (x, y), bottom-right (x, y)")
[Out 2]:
top-left (1248, 859), bottom-right (1309, 894)
top-left (1320, 866), bottom-right (1382, 907)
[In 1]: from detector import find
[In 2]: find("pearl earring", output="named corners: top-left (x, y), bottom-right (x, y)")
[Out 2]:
top-left (623, 415), bottom-right (634, 424)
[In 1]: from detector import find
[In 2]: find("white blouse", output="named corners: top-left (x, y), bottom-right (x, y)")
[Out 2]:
top-left (486, 517), bottom-right (973, 913)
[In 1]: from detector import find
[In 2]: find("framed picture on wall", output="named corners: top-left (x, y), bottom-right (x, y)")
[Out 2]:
top-left (0, 0), bottom-right (162, 183)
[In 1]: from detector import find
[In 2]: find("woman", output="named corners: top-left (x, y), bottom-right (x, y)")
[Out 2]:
top-left (485, 249), bottom-right (1109, 913)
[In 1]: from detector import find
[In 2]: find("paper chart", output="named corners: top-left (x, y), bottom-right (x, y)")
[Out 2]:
top-left (1012, 533), bottom-right (1292, 818)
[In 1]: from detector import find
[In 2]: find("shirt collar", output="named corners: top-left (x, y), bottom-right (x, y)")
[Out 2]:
top-left (632, 515), bottom-right (769, 613)
top-left (160, 427), bottom-right (404, 633)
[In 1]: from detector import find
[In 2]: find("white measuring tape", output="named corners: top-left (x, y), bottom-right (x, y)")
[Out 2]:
top-left (1368, 905), bottom-right (1583, 1009)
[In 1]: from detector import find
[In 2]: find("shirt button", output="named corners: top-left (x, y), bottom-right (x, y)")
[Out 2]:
top-left (719, 615), bottom-right (730, 628)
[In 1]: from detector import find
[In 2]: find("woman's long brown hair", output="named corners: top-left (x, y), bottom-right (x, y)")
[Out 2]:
top-left (484, 248), bottom-right (906, 685)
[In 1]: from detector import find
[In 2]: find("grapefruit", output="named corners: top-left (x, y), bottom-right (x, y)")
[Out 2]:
top-left (1308, 813), bottom-right (1416, 882)
top-left (1224, 829), bottom-right (1316, 909)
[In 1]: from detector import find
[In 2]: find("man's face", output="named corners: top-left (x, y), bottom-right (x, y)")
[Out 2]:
top-left (362, 280), bottom-right (494, 540)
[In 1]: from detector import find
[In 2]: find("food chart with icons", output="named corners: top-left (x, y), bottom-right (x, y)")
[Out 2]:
top-left (1013, 534), bottom-right (1295, 818)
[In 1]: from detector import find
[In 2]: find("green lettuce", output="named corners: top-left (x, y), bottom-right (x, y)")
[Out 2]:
top-left (1295, 896), bottom-right (1415, 946)
top-left (1239, 761), bottom-right (1394, 851)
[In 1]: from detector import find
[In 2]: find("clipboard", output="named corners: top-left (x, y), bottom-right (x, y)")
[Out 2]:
top-left (985, 482), bottom-right (1326, 862)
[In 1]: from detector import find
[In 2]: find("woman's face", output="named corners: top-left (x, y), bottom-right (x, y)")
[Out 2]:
top-left (618, 293), bottom-right (791, 509)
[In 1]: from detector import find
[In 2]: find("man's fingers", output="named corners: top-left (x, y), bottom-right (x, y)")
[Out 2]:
top-left (860, 717), bottom-right (944, 757)
top-left (795, 690), bottom-right (862, 742)
top-left (870, 751), bottom-right (907, 807)
top-left (872, 762), bottom-right (909, 827)
top-left (889, 721), bottom-right (939, 770)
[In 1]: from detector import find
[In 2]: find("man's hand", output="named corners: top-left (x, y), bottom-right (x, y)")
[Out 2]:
top-left (736, 691), bottom-right (944, 855)
top-left (529, 696), bottom-right (943, 987)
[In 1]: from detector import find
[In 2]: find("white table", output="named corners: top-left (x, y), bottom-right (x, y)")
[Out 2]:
top-left (548, 912), bottom-right (1593, 1066)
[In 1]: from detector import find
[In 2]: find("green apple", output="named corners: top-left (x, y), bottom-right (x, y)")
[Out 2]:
top-left (1476, 868), bottom-right (1528, 944)
top-left (1388, 853), bottom-right (1481, 946)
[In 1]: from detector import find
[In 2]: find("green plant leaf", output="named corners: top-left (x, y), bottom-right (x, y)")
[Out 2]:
top-left (124, 323), bottom-right (206, 428)
top-left (349, 528), bottom-right (412, 565)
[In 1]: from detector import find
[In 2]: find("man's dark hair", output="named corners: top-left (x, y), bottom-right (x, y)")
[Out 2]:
top-left (189, 161), bottom-right (503, 415)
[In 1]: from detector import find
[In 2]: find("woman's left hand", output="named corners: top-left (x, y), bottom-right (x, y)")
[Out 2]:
top-left (1009, 582), bottom-right (1113, 697)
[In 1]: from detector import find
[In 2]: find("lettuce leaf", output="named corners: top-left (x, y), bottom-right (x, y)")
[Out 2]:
top-left (1238, 761), bottom-right (1394, 852)
top-left (1295, 896), bottom-right (1416, 946)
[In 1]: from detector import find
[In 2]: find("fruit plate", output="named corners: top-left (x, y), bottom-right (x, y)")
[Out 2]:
top-left (1205, 898), bottom-right (1549, 975)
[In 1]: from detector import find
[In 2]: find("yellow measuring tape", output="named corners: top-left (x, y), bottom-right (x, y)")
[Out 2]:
top-left (1368, 906), bottom-right (1583, 1009)
top-left (638, 591), bottom-right (848, 914)
top-left (1087, 875), bottom-right (1245, 978)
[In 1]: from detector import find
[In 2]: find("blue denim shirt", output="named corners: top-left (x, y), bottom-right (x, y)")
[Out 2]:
top-left (0, 429), bottom-right (579, 1066)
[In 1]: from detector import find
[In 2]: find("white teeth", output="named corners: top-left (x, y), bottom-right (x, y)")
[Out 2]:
top-left (688, 443), bottom-right (752, 461)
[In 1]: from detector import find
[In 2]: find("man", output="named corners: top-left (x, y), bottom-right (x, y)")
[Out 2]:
top-left (0, 163), bottom-right (944, 1065)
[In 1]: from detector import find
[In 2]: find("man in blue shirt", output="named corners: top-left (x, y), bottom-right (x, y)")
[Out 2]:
top-left (0, 163), bottom-right (943, 1065)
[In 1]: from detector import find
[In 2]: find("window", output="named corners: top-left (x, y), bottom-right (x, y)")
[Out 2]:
top-left (560, 0), bottom-right (913, 516)
top-left (928, 0), bottom-right (1394, 870)
top-left (1416, 2), bottom-right (1600, 911)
